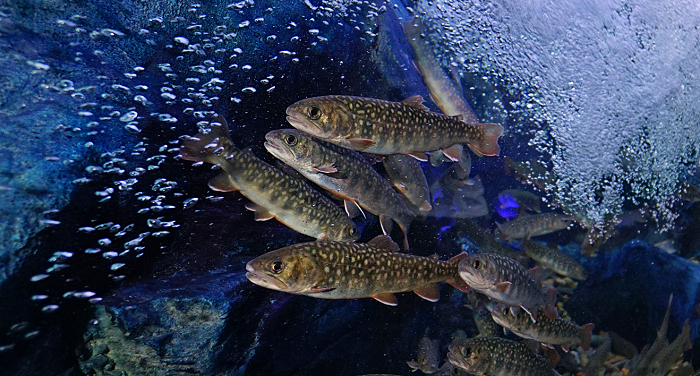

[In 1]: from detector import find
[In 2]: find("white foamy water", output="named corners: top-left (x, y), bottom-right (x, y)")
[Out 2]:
top-left (413, 0), bottom-right (700, 224)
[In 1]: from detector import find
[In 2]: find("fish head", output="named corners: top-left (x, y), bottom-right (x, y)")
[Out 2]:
top-left (245, 247), bottom-right (324, 294)
top-left (286, 96), bottom-right (354, 141)
top-left (325, 221), bottom-right (360, 242)
top-left (447, 339), bottom-right (491, 373)
top-left (264, 129), bottom-right (324, 171)
top-left (487, 304), bottom-right (517, 327)
top-left (416, 337), bottom-right (440, 373)
top-left (457, 254), bottom-right (501, 290)
top-left (550, 214), bottom-right (575, 229)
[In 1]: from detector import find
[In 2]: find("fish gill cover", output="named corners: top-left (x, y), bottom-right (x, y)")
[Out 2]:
top-left (416, 0), bottom-right (700, 226)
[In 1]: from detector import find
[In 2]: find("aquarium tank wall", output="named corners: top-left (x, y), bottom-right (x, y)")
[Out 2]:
top-left (0, 0), bottom-right (699, 375)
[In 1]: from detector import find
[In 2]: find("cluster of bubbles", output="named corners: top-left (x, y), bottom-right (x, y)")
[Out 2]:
top-left (414, 0), bottom-right (700, 225)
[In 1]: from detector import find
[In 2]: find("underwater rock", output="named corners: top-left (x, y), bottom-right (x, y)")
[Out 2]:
top-left (567, 240), bottom-right (700, 353)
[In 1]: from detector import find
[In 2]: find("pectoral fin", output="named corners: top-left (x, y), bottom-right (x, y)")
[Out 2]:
top-left (495, 281), bottom-right (512, 292)
top-left (245, 203), bottom-right (275, 221)
top-left (372, 292), bottom-right (398, 306)
top-left (310, 285), bottom-right (335, 293)
top-left (408, 152), bottom-right (429, 162)
top-left (379, 215), bottom-right (393, 236)
top-left (367, 235), bottom-right (400, 252)
top-left (208, 172), bottom-right (239, 192)
top-left (313, 163), bottom-right (338, 174)
top-left (413, 284), bottom-right (440, 302)
top-left (345, 138), bottom-right (376, 150)
top-left (344, 200), bottom-right (366, 219)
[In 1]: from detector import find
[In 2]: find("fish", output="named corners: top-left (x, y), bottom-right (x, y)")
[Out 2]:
top-left (497, 189), bottom-right (542, 217)
top-left (429, 174), bottom-right (488, 219)
top-left (466, 291), bottom-right (500, 337)
top-left (495, 213), bottom-right (574, 242)
top-left (403, 16), bottom-right (479, 173)
top-left (448, 336), bottom-right (560, 376)
top-left (521, 240), bottom-right (588, 280)
top-left (245, 235), bottom-right (470, 306)
top-left (489, 304), bottom-right (594, 351)
top-left (458, 253), bottom-right (558, 321)
top-left (285, 95), bottom-right (504, 161)
top-left (503, 156), bottom-right (553, 191)
top-left (264, 129), bottom-right (416, 249)
top-left (407, 333), bottom-right (440, 374)
top-left (437, 361), bottom-right (470, 376)
top-left (584, 333), bottom-right (611, 376)
top-left (383, 154), bottom-right (432, 214)
top-left (179, 116), bottom-right (359, 242)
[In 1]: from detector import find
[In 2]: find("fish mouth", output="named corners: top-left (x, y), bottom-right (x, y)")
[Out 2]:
top-left (286, 113), bottom-right (322, 135)
top-left (263, 139), bottom-right (294, 164)
top-left (446, 346), bottom-right (471, 370)
top-left (245, 262), bottom-right (288, 291)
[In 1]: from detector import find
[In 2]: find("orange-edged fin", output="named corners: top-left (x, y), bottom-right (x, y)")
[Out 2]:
top-left (579, 323), bottom-right (594, 351)
top-left (372, 292), bottom-right (398, 306)
top-left (344, 199), bottom-right (366, 219)
top-left (408, 152), bottom-right (429, 162)
top-left (407, 360), bottom-right (420, 371)
top-left (414, 284), bottom-right (440, 302)
top-left (180, 114), bottom-right (234, 163)
top-left (208, 172), bottom-right (239, 192)
top-left (465, 143), bottom-right (485, 158)
top-left (367, 235), bottom-right (400, 252)
top-left (441, 144), bottom-right (463, 162)
top-left (447, 277), bottom-right (471, 293)
top-left (543, 287), bottom-right (558, 319)
top-left (379, 215), bottom-right (393, 236)
top-left (245, 203), bottom-right (275, 221)
top-left (310, 285), bottom-right (335, 292)
top-left (401, 94), bottom-right (430, 111)
top-left (521, 305), bottom-right (538, 323)
top-left (542, 345), bottom-right (560, 368)
top-left (345, 138), bottom-right (376, 150)
top-left (313, 163), bottom-right (338, 174)
top-left (418, 200), bottom-right (433, 213)
top-left (495, 281), bottom-right (511, 293)
top-left (467, 123), bottom-right (503, 157)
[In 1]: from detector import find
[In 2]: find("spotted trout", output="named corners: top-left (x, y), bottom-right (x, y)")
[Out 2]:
top-left (489, 304), bottom-right (594, 351)
top-left (265, 129), bottom-right (416, 249)
top-left (448, 337), bottom-right (560, 376)
top-left (245, 235), bottom-right (470, 306)
top-left (458, 253), bottom-right (557, 321)
top-left (407, 333), bottom-right (440, 374)
top-left (521, 240), bottom-right (587, 280)
top-left (285, 95), bottom-right (504, 160)
top-left (495, 213), bottom-right (574, 242)
top-left (383, 154), bottom-right (432, 214)
top-left (179, 116), bottom-right (359, 242)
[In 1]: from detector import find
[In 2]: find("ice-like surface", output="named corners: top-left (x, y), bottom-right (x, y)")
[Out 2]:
top-left (414, 0), bottom-right (700, 224)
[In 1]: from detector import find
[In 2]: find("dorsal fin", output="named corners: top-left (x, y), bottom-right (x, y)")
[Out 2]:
top-left (401, 95), bottom-right (430, 111)
top-left (367, 235), bottom-right (400, 252)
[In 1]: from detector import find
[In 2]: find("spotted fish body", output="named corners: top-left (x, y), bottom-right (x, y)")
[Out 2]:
top-left (265, 129), bottom-right (415, 249)
top-left (285, 95), bottom-right (503, 158)
top-left (448, 337), bottom-right (558, 376)
top-left (489, 305), bottom-right (594, 351)
top-left (179, 117), bottom-right (358, 242)
top-left (245, 235), bottom-right (469, 305)
top-left (383, 154), bottom-right (432, 213)
top-left (521, 240), bottom-right (587, 280)
top-left (496, 213), bottom-right (574, 241)
top-left (458, 253), bottom-right (557, 321)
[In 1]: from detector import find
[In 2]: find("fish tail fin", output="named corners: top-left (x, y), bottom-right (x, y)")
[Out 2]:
top-left (579, 323), bottom-right (594, 351)
top-left (543, 286), bottom-right (558, 319)
top-left (179, 115), bottom-right (236, 164)
top-left (446, 253), bottom-right (471, 292)
top-left (467, 123), bottom-right (503, 157)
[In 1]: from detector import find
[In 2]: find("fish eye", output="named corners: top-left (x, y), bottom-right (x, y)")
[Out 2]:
top-left (270, 260), bottom-right (284, 274)
top-left (307, 106), bottom-right (321, 120)
top-left (284, 134), bottom-right (297, 145)
top-left (472, 260), bottom-right (482, 269)
top-left (350, 227), bottom-right (357, 236)
top-left (462, 346), bottom-right (472, 357)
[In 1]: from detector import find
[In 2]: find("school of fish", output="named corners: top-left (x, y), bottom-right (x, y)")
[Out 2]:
top-left (175, 12), bottom-right (696, 376)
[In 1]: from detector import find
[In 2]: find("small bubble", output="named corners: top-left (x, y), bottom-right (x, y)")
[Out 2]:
top-left (110, 263), bottom-right (126, 271)
top-left (241, 87), bottom-right (256, 93)
top-left (41, 305), bottom-right (59, 312)
top-left (120, 111), bottom-right (138, 122)
top-left (102, 251), bottom-right (119, 259)
top-left (31, 295), bottom-right (48, 300)
top-left (98, 238), bottom-right (112, 246)
top-left (31, 274), bottom-right (49, 282)
top-left (73, 291), bottom-right (96, 298)
top-left (85, 248), bottom-right (101, 254)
